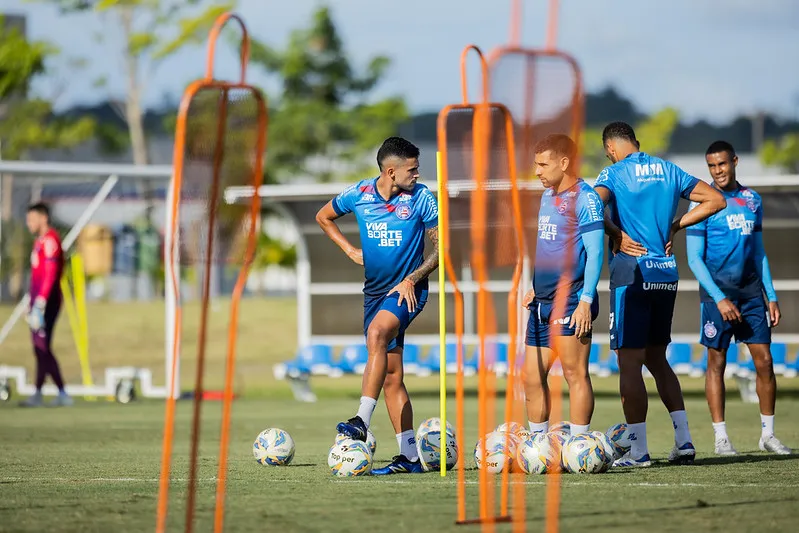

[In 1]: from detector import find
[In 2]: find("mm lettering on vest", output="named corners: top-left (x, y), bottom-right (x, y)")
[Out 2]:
top-left (635, 163), bottom-right (664, 177)
top-left (642, 282), bottom-right (678, 291)
top-left (366, 222), bottom-right (403, 247)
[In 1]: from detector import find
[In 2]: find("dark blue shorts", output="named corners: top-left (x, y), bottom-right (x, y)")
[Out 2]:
top-left (609, 282), bottom-right (677, 350)
top-left (700, 296), bottom-right (771, 350)
top-left (364, 287), bottom-right (428, 351)
top-left (525, 296), bottom-right (599, 349)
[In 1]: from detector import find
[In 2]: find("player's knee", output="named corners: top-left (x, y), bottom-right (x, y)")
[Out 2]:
top-left (753, 353), bottom-right (774, 376)
top-left (366, 323), bottom-right (392, 349)
top-left (384, 367), bottom-right (403, 390)
top-left (706, 351), bottom-right (726, 375)
top-left (561, 362), bottom-right (588, 387)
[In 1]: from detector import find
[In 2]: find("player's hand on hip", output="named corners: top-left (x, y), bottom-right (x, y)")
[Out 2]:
top-left (522, 289), bottom-right (535, 308)
top-left (617, 232), bottom-right (647, 257)
top-left (769, 301), bottom-right (781, 327)
top-left (389, 279), bottom-right (417, 313)
top-left (346, 247), bottom-right (364, 265)
top-left (570, 301), bottom-right (593, 338)
top-left (717, 298), bottom-right (742, 323)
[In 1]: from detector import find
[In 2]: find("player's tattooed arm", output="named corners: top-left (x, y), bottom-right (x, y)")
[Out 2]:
top-left (405, 226), bottom-right (439, 285)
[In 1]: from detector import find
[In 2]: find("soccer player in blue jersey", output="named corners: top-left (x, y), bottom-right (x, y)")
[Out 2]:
top-left (687, 140), bottom-right (790, 456)
top-left (316, 137), bottom-right (439, 475)
top-left (594, 122), bottom-right (726, 467)
top-left (522, 134), bottom-right (604, 437)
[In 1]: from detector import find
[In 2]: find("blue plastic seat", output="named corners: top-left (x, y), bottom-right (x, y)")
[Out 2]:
top-left (335, 344), bottom-right (368, 375)
top-left (296, 344), bottom-right (335, 376)
top-left (667, 343), bottom-right (693, 375)
top-left (402, 344), bottom-right (421, 375)
top-left (588, 344), bottom-right (601, 375)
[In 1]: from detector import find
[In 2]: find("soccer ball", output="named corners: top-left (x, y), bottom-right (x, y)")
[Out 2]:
top-left (335, 429), bottom-right (377, 456)
top-left (417, 430), bottom-right (458, 471)
top-left (549, 421), bottom-right (571, 437)
top-left (474, 431), bottom-right (518, 473)
top-left (417, 417), bottom-right (455, 441)
top-left (532, 431), bottom-right (564, 473)
top-left (561, 434), bottom-right (608, 474)
top-left (253, 428), bottom-right (295, 466)
top-left (327, 438), bottom-right (372, 477)
top-left (515, 435), bottom-right (548, 474)
top-left (495, 421), bottom-right (526, 438)
top-left (589, 430), bottom-right (616, 472)
top-left (605, 423), bottom-right (632, 459)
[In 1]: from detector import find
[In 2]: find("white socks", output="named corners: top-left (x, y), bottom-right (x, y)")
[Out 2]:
top-left (761, 414), bottom-right (775, 439)
top-left (628, 422), bottom-right (648, 459)
top-left (670, 410), bottom-right (692, 446)
top-left (397, 430), bottom-right (418, 461)
top-left (712, 421), bottom-right (729, 441)
top-left (570, 424), bottom-right (589, 436)
top-left (356, 396), bottom-right (377, 428)
top-left (529, 421), bottom-right (549, 434)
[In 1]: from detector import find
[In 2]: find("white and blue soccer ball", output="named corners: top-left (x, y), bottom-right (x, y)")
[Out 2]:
top-left (589, 430), bottom-right (616, 473)
top-left (417, 429), bottom-right (458, 471)
top-left (335, 429), bottom-right (377, 456)
top-left (606, 423), bottom-right (632, 459)
top-left (253, 428), bottom-right (295, 466)
top-left (515, 435), bottom-right (548, 474)
top-left (561, 433), bottom-right (608, 474)
top-left (417, 417), bottom-right (455, 442)
top-left (327, 438), bottom-right (372, 477)
top-left (495, 421), bottom-right (527, 438)
top-left (532, 431), bottom-right (564, 473)
top-left (474, 431), bottom-right (519, 474)
top-left (549, 421), bottom-right (571, 438)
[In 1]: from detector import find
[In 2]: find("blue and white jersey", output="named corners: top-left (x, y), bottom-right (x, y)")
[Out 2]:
top-left (594, 152), bottom-right (700, 287)
top-left (533, 179), bottom-right (604, 301)
top-left (332, 177), bottom-right (438, 298)
top-left (686, 185), bottom-right (763, 302)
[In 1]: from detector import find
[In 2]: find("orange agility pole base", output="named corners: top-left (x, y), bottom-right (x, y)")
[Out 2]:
top-left (155, 11), bottom-right (267, 533)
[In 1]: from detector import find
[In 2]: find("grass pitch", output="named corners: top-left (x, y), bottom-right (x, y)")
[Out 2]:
top-left (1, 298), bottom-right (798, 532)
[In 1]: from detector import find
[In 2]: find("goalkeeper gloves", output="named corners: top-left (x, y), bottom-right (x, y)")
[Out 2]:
top-left (27, 296), bottom-right (46, 334)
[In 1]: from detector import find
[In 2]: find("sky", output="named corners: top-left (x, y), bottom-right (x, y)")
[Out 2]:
top-left (4, 0), bottom-right (799, 124)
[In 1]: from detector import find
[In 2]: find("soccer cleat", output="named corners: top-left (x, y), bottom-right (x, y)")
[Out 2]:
top-left (19, 393), bottom-right (43, 408)
top-left (714, 437), bottom-right (738, 456)
top-left (371, 454), bottom-right (424, 475)
top-left (668, 442), bottom-right (696, 464)
top-left (759, 435), bottom-right (791, 455)
top-left (612, 453), bottom-right (652, 468)
top-left (49, 393), bottom-right (73, 407)
top-left (336, 416), bottom-right (367, 442)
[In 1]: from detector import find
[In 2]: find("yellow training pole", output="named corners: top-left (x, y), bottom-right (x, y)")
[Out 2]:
top-left (72, 254), bottom-right (95, 400)
top-left (437, 150), bottom-right (447, 477)
top-left (60, 272), bottom-right (86, 392)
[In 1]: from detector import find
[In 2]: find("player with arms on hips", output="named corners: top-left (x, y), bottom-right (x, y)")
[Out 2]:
top-left (522, 134), bottom-right (604, 437)
top-left (686, 140), bottom-right (790, 456)
top-left (316, 137), bottom-right (438, 475)
top-left (594, 122), bottom-right (725, 467)
top-left (20, 203), bottom-right (72, 407)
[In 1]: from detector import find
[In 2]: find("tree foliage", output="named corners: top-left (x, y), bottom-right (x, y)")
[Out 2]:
top-left (0, 16), bottom-right (94, 159)
top-left (248, 6), bottom-right (407, 183)
top-left (760, 133), bottom-right (799, 173)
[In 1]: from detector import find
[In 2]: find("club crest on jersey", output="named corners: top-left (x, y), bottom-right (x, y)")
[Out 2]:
top-left (746, 199), bottom-right (757, 213)
top-left (395, 205), bottom-right (412, 220)
top-left (703, 321), bottom-right (718, 339)
top-left (556, 199), bottom-right (569, 214)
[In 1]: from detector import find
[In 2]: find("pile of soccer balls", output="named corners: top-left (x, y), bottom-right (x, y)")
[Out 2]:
top-left (475, 421), bottom-right (632, 474)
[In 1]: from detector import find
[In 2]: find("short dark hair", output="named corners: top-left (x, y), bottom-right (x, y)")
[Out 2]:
top-left (602, 121), bottom-right (637, 146)
top-left (377, 136), bottom-right (420, 171)
top-left (706, 140), bottom-right (736, 159)
top-left (27, 202), bottom-right (50, 219)
top-left (534, 134), bottom-right (577, 163)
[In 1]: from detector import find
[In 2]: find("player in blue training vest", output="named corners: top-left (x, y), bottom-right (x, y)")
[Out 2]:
top-left (522, 134), bottom-right (604, 438)
top-left (593, 122), bottom-right (726, 468)
top-left (316, 137), bottom-right (439, 475)
top-left (687, 140), bottom-right (790, 456)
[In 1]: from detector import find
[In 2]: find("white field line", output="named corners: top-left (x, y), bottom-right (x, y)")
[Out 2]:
top-left (1, 476), bottom-right (797, 489)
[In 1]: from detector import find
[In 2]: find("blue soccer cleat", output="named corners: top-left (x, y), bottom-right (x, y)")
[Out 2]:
top-left (336, 416), bottom-right (368, 442)
top-left (613, 453), bottom-right (652, 468)
top-left (668, 442), bottom-right (696, 464)
top-left (372, 455), bottom-right (424, 475)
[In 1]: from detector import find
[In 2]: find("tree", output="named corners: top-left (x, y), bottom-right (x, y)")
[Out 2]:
top-left (760, 133), bottom-right (799, 173)
top-left (248, 5), bottom-right (408, 183)
top-left (580, 107), bottom-right (680, 177)
top-left (35, 0), bottom-right (236, 165)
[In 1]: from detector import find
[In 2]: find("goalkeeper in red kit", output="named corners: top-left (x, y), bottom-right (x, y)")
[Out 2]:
top-left (20, 203), bottom-right (72, 407)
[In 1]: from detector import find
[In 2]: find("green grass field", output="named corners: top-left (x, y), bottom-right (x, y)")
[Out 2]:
top-left (1, 298), bottom-right (798, 532)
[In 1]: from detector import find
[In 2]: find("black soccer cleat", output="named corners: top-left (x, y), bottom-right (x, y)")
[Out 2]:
top-left (336, 416), bottom-right (368, 442)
